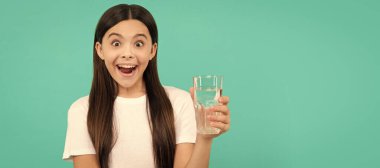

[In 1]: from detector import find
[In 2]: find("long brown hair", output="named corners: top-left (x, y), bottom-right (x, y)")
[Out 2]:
top-left (87, 4), bottom-right (176, 168)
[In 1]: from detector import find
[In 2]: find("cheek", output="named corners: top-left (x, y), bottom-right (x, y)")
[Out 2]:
top-left (102, 55), bottom-right (117, 70)
top-left (103, 61), bottom-right (116, 75)
top-left (138, 55), bottom-right (151, 65)
top-left (102, 46), bottom-right (118, 57)
top-left (135, 56), bottom-right (150, 72)
top-left (102, 51), bottom-right (118, 65)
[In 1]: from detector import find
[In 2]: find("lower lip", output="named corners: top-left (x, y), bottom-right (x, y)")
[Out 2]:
top-left (117, 66), bottom-right (138, 77)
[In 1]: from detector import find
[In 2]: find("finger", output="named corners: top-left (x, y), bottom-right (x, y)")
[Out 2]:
top-left (210, 122), bottom-right (230, 133)
top-left (189, 87), bottom-right (194, 100)
top-left (207, 114), bottom-right (230, 124)
top-left (218, 96), bottom-right (230, 105)
top-left (211, 105), bottom-right (230, 116)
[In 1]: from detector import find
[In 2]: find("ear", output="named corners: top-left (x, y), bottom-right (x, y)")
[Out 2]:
top-left (149, 43), bottom-right (157, 60)
top-left (95, 42), bottom-right (104, 60)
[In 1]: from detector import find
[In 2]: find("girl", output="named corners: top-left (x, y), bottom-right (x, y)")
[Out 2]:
top-left (63, 4), bottom-right (231, 168)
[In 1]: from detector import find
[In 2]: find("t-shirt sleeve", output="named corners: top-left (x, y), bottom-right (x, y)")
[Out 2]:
top-left (63, 97), bottom-right (96, 161)
top-left (173, 91), bottom-right (197, 144)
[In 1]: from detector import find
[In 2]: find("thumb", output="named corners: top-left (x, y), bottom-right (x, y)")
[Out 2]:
top-left (189, 87), bottom-right (194, 100)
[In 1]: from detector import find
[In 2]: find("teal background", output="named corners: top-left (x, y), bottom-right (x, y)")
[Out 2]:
top-left (0, 0), bottom-right (379, 167)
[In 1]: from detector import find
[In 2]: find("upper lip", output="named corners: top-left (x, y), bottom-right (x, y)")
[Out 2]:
top-left (116, 63), bottom-right (138, 68)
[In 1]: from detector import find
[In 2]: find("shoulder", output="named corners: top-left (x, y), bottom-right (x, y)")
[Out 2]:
top-left (164, 86), bottom-right (196, 143)
top-left (68, 95), bottom-right (90, 118)
top-left (163, 86), bottom-right (194, 113)
top-left (69, 95), bottom-right (89, 109)
top-left (163, 86), bottom-right (191, 101)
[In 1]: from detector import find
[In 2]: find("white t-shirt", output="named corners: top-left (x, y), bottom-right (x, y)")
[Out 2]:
top-left (63, 86), bottom-right (196, 168)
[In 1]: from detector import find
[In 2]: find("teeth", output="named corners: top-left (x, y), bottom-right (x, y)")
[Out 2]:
top-left (118, 65), bottom-right (136, 68)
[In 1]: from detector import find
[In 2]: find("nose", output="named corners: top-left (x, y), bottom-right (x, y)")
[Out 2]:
top-left (121, 45), bottom-right (135, 59)
top-left (121, 55), bottom-right (134, 59)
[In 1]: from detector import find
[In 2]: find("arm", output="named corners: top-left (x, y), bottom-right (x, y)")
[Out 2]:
top-left (73, 155), bottom-right (100, 168)
top-left (174, 88), bottom-right (231, 168)
top-left (174, 137), bottom-right (213, 168)
top-left (63, 97), bottom-right (98, 166)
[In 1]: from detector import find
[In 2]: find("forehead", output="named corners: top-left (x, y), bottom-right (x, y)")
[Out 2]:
top-left (105, 19), bottom-right (150, 39)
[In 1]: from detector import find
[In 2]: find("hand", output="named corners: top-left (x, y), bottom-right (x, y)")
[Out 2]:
top-left (190, 87), bottom-right (231, 139)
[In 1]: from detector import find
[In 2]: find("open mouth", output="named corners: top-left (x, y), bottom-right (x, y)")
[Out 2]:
top-left (117, 64), bottom-right (138, 75)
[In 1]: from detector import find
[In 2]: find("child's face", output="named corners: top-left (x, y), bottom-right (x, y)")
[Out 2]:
top-left (95, 20), bottom-right (157, 95)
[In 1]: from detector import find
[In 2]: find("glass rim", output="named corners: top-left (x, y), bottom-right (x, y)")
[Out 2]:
top-left (192, 75), bottom-right (223, 79)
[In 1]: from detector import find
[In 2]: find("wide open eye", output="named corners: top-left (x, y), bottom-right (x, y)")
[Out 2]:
top-left (112, 41), bottom-right (121, 47)
top-left (135, 41), bottom-right (144, 47)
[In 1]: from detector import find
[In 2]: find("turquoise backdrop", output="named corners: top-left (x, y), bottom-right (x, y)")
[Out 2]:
top-left (0, 0), bottom-right (379, 167)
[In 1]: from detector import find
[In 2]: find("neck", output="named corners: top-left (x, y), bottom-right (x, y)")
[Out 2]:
top-left (117, 80), bottom-right (146, 98)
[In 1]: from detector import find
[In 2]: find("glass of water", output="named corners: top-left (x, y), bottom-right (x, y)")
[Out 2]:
top-left (193, 75), bottom-right (223, 134)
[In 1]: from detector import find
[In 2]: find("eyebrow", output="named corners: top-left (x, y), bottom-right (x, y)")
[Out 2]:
top-left (108, 32), bottom-right (147, 39)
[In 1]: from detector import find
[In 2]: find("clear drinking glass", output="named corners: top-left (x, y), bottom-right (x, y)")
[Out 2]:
top-left (193, 75), bottom-right (223, 134)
